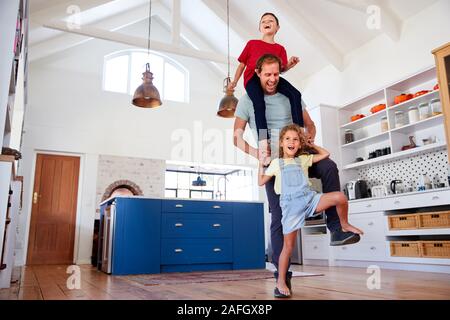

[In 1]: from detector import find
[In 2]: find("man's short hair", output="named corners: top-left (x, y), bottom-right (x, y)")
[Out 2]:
top-left (255, 54), bottom-right (282, 74)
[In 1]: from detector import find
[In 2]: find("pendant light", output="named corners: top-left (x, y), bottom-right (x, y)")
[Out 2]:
top-left (132, 0), bottom-right (162, 108)
top-left (217, 0), bottom-right (238, 118)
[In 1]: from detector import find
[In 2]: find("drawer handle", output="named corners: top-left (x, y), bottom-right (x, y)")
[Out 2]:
top-left (432, 196), bottom-right (439, 200)
top-left (174, 249), bottom-right (183, 253)
top-left (394, 201), bottom-right (400, 205)
top-left (313, 246), bottom-right (318, 250)
top-left (175, 204), bottom-right (183, 208)
top-left (366, 204), bottom-right (372, 208)
top-left (370, 246), bottom-right (376, 250)
top-left (213, 205), bottom-right (221, 209)
top-left (342, 247), bottom-right (347, 250)
top-left (175, 223), bottom-right (183, 227)
top-left (213, 248), bottom-right (222, 252)
top-left (368, 222), bottom-right (374, 226)
top-left (213, 223), bottom-right (221, 228)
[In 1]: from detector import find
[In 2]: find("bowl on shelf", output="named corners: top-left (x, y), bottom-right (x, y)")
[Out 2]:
top-left (414, 90), bottom-right (430, 98)
top-left (370, 104), bottom-right (386, 114)
top-left (350, 114), bottom-right (365, 122)
top-left (394, 94), bottom-right (413, 105)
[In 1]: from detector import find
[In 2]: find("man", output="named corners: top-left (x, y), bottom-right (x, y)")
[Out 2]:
top-left (233, 54), bottom-right (360, 296)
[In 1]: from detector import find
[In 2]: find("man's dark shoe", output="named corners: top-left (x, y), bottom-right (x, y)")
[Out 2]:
top-left (274, 271), bottom-right (292, 291)
top-left (330, 230), bottom-right (361, 246)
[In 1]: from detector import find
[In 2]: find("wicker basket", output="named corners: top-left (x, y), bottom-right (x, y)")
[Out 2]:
top-left (390, 241), bottom-right (421, 257)
top-left (420, 241), bottom-right (450, 258)
top-left (418, 211), bottom-right (450, 229)
top-left (387, 214), bottom-right (419, 230)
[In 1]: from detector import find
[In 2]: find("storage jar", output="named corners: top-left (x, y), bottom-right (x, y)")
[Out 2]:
top-left (380, 117), bottom-right (388, 132)
top-left (419, 102), bottom-right (430, 120)
top-left (394, 111), bottom-right (406, 128)
top-left (430, 98), bottom-right (442, 116)
top-left (344, 129), bottom-right (354, 144)
top-left (408, 106), bottom-right (419, 124)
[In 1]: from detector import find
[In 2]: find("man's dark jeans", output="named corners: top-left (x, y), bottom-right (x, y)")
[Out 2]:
top-left (266, 158), bottom-right (341, 269)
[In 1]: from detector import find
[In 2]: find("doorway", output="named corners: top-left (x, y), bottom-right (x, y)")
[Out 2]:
top-left (27, 154), bottom-right (80, 265)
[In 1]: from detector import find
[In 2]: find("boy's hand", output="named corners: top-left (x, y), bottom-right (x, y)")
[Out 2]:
top-left (287, 56), bottom-right (300, 69)
top-left (227, 81), bottom-right (237, 91)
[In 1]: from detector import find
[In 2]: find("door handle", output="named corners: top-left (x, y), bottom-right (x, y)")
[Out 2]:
top-left (213, 205), bottom-right (221, 209)
top-left (175, 223), bottom-right (183, 227)
top-left (174, 248), bottom-right (183, 253)
top-left (213, 248), bottom-right (222, 252)
top-left (33, 192), bottom-right (40, 204)
top-left (175, 204), bottom-right (183, 208)
top-left (213, 224), bottom-right (221, 228)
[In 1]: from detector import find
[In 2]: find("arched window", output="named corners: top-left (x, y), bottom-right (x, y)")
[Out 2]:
top-left (103, 50), bottom-right (189, 103)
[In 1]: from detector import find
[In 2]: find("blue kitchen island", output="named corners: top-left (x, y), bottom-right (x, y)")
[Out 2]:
top-left (98, 197), bottom-right (266, 275)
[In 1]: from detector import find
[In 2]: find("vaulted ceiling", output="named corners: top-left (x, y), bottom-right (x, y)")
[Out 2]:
top-left (29, 0), bottom-right (439, 81)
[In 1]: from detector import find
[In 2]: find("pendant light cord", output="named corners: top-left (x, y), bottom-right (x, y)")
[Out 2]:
top-left (147, 0), bottom-right (152, 57)
top-left (227, 0), bottom-right (230, 78)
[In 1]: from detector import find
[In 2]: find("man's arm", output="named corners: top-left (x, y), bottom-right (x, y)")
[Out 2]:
top-left (233, 117), bottom-right (258, 159)
top-left (302, 109), bottom-right (316, 142)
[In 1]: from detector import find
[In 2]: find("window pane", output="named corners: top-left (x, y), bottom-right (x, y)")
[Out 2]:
top-left (129, 52), bottom-right (163, 96)
top-left (178, 189), bottom-right (189, 199)
top-left (164, 62), bottom-right (185, 102)
top-left (104, 55), bottom-right (129, 93)
top-left (201, 191), bottom-right (213, 200)
top-left (190, 190), bottom-right (203, 199)
top-left (178, 172), bottom-right (190, 189)
top-left (165, 189), bottom-right (177, 198)
top-left (165, 171), bottom-right (178, 189)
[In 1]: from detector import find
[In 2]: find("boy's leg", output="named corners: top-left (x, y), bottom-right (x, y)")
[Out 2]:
top-left (278, 77), bottom-right (304, 127)
top-left (246, 74), bottom-right (269, 142)
top-left (309, 158), bottom-right (361, 245)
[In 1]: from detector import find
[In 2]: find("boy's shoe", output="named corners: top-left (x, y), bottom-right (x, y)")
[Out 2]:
top-left (274, 271), bottom-right (292, 291)
top-left (330, 230), bottom-right (360, 246)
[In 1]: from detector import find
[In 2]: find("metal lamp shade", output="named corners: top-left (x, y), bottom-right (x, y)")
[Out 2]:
top-left (132, 64), bottom-right (162, 108)
top-left (217, 90), bottom-right (238, 118)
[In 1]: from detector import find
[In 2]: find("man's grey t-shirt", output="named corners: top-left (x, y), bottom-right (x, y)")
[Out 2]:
top-left (234, 93), bottom-right (306, 159)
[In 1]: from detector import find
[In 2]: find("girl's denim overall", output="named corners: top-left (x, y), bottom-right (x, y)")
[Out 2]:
top-left (279, 158), bottom-right (322, 235)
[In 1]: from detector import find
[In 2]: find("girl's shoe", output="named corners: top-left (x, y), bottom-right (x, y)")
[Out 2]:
top-left (274, 287), bottom-right (291, 298)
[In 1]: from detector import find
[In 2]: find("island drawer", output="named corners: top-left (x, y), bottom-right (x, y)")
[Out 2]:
top-left (162, 213), bottom-right (232, 238)
top-left (162, 200), bottom-right (232, 214)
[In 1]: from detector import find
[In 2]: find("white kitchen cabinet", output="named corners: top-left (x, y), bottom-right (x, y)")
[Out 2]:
top-left (332, 241), bottom-right (387, 262)
top-left (348, 198), bottom-right (382, 214)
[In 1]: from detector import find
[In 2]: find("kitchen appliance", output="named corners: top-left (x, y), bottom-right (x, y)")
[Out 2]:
top-left (390, 180), bottom-right (404, 194)
top-left (371, 185), bottom-right (388, 198)
top-left (101, 202), bottom-right (116, 274)
top-left (345, 180), bottom-right (369, 200)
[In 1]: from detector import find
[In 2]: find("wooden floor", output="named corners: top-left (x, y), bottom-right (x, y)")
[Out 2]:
top-left (1, 264), bottom-right (450, 300)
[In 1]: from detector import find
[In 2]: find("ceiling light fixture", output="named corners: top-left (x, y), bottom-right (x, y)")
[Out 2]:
top-left (217, 0), bottom-right (238, 118)
top-left (132, 0), bottom-right (162, 108)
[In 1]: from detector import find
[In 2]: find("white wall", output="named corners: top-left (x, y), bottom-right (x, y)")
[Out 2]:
top-left (300, 0), bottom-right (450, 109)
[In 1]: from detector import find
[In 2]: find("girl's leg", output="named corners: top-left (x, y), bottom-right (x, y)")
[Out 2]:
top-left (277, 231), bottom-right (297, 296)
top-left (277, 77), bottom-right (304, 127)
top-left (246, 74), bottom-right (269, 142)
top-left (315, 192), bottom-right (364, 235)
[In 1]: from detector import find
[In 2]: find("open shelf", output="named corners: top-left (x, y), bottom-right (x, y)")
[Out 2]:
top-left (388, 90), bottom-right (440, 111)
top-left (386, 228), bottom-right (450, 236)
top-left (390, 114), bottom-right (444, 134)
top-left (340, 109), bottom-right (387, 130)
top-left (342, 132), bottom-right (389, 149)
top-left (343, 141), bottom-right (447, 170)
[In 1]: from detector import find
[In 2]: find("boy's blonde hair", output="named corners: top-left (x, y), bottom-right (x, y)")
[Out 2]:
top-left (278, 124), bottom-right (308, 158)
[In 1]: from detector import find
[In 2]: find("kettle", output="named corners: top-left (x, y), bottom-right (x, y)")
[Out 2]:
top-left (390, 180), bottom-right (404, 194)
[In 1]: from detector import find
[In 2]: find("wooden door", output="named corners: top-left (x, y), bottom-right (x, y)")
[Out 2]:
top-left (27, 154), bottom-right (80, 265)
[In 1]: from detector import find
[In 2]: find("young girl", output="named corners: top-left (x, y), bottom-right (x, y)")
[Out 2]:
top-left (228, 13), bottom-right (301, 163)
top-left (258, 124), bottom-right (364, 298)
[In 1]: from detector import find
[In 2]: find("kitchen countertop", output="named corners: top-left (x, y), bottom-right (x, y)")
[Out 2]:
top-left (348, 186), bottom-right (450, 203)
top-left (100, 195), bottom-right (264, 206)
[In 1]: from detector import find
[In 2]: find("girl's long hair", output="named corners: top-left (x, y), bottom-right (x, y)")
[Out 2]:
top-left (278, 124), bottom-right (308, 158)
